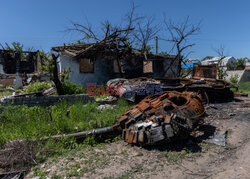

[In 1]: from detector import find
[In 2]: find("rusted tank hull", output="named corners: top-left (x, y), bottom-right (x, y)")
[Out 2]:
top-left (107, 77), bottom-right (235, 103)
top-left (115, 91), bottom-right (204, 146)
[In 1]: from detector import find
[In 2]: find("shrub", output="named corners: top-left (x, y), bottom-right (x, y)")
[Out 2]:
top-left (25, 81), bottom-right (52, 93)
top-left (229, 74), bottom-right (239, 86)
top-left (62, 81), bottom-right (86, 95)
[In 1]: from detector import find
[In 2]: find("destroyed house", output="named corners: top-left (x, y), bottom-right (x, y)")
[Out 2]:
top-left (52, 43), bottom-right (179, 86)
top-left (0, 49), bottom-right (40, 86)
top-left (0, 50), bottom-right (38, 74)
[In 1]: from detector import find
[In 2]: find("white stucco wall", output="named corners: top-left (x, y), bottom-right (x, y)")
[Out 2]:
top-left (225, 70), bottom-right (245, 81)
top-left (59, 54), bottom-right (179, 86)
top-left (0, 53), bottom-right (5, 74)
top-left (225, 70), bottom-right (250, 83)
top-left (59, 54), bottom-right (114, 86)
top-left (0, 64), bottom-right (5, 74)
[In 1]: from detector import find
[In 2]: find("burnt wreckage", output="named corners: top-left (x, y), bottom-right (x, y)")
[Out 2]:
top-left (107, 77), bottom-right (235, 103)
top-left (0, 49), bottom-right (38, 74)
top-left (109, 78), bottom-right (234, 146)
top-left (107, 64), bottom-right (235, 145)
top-left (107, 63), bottom-right (236, 103)
top-left (114, 91), bottom-right (204, 145)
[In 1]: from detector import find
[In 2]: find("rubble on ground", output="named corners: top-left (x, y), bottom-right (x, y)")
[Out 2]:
top-left (97, 104), bottom-right (116, 110)
top-left (206, 129), bottom-right (227, 146)
top-left (95, 96), bottom-right (118, 110)
top-left (0, 87), bottom-right (57, 104)
top-left (96, 96), bottom-right (118, 104)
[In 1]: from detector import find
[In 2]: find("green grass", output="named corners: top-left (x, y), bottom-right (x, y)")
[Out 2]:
top-left (231, 81), bottom-right (250, 94)
top-left (157, 148), bottom-right (193, 163)
top-left (0, 90), bottom-right (12, 97)
top-left (0, 85), bottom-right (13, 97)
top-left (238, 81), bottom-right (250, 93)
top-left (0, 98), bottom-right (131, 147)
top-left (33, 166), bottom-right (47, 178)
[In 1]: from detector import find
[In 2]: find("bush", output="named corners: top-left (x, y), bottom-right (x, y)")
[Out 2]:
top-left (62, 81), bottom-right (86, 95)
top-left (229, 74), bottom-right (239, 86)
top-left (25, 81), bottom-right (52, 93)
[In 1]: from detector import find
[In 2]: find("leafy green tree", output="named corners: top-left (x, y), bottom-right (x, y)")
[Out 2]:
top-left (5, 42), bottom-right (24, 52)
top-left (227, 58), bottom-right (245, 70)
top-left (2, 42), bottom-right (26, 58)
top-left (40, 52), bottom-right (73, 95)
top-left (40, 52), bottom-right (65, 95)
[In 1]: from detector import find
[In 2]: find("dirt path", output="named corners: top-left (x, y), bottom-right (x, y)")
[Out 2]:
top-left (26, 97), bottom-right (250, 179)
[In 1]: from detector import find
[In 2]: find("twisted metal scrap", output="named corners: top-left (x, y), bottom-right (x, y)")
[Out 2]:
top-left (116, 91), bottom-right (204, 146)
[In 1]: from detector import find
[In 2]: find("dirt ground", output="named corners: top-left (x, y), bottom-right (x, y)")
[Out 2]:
top-left (25, 96), bottom-right (250, 179)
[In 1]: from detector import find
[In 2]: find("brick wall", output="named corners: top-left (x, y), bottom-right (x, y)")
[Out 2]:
top-left (2, 94), bottom-right (95, 107)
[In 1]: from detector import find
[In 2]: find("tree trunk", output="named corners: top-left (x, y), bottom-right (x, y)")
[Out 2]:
top-left (52, 54), bottom-right (64, 95)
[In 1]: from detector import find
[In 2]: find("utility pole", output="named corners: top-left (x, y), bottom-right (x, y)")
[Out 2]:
top-left (155, 36), bottom-right (158, 55)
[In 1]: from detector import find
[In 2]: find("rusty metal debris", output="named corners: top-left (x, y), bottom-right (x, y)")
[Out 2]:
top-left (234, 92), bottom-right (248, 97)
top-left (193, 63), bottom-right (218, 79)
top-left (114, 91), bottom-right (204, 145)
top-left (206, 129), bottom-right (227, 146)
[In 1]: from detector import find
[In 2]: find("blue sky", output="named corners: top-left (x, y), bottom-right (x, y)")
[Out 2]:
top-left (0, 0), bottom-right (249, 59)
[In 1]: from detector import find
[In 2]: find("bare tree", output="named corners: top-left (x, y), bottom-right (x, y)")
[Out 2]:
top-left (163, 16), bottom-right (201, 77)
top-left (213, 45), bottom-right (227, 79)
top-left (67, 19), bottom-right (101, 42)
top-left (133, 17), bottom-right (159, 54)
top-left (66, 2), bottom-right (159, 54)
top-left (66, 2), bottom-right (140, 44)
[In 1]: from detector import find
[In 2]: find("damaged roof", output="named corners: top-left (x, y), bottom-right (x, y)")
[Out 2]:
top-left (52, 43), bottom-right (98, 58)
top-left (52, 43), bottom-right (176, 60)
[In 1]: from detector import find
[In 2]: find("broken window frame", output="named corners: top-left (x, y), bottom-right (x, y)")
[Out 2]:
top-left (113, 59), bottom-right (125, 74)
top-left (143, 60), bottom-right (153, 74)
top-left (79, 58), bottom-right (94, 73)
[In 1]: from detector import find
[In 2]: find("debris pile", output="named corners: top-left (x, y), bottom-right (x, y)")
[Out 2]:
top-left (115, 91), bottom-right (204, 145)
top-left (96, 96), bottom-right (118, 110)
